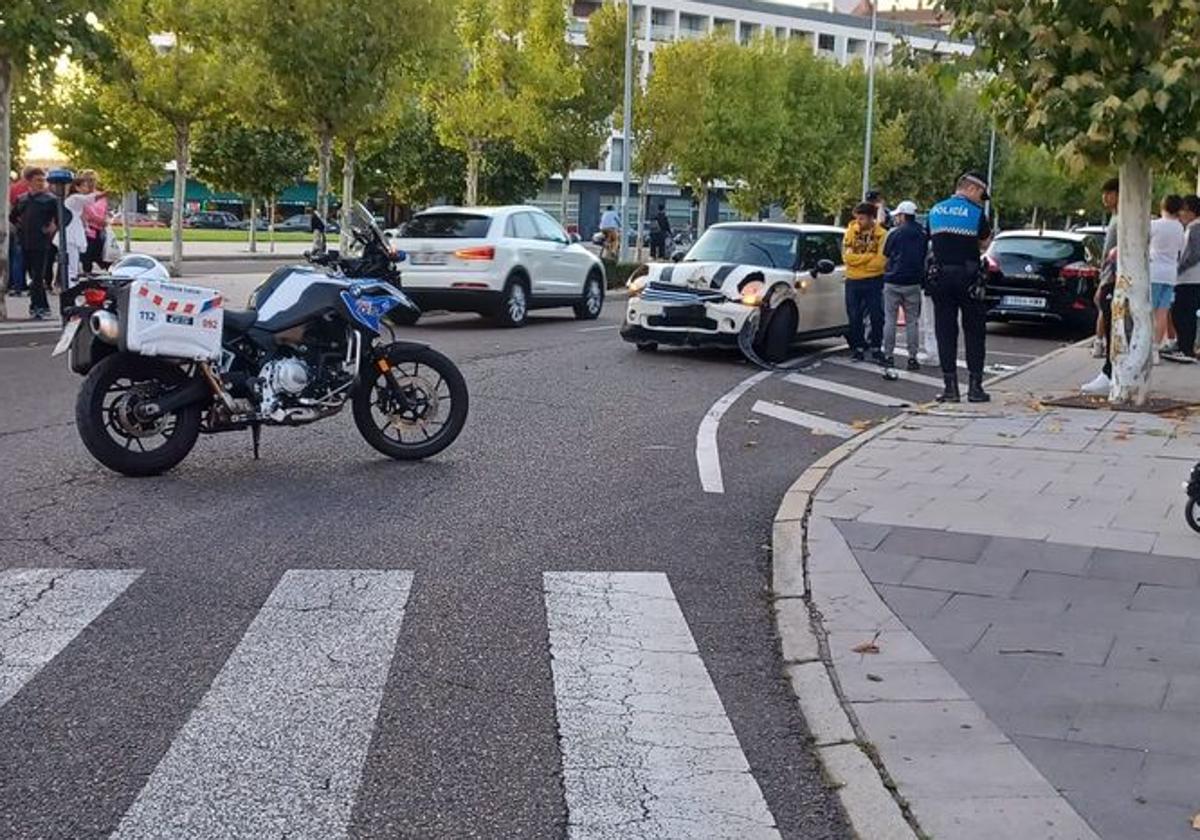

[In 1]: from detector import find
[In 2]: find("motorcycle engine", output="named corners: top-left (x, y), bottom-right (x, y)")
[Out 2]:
top-left (258, 357), bottom-right (312, 421)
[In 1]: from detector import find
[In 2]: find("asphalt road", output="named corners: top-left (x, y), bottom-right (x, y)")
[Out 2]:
top-left (0, 301), bottom-right (1071, 839)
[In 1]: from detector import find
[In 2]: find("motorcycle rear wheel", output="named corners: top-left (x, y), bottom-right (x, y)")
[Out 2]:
top-left (352, 345), bottom-right (468, 461)
top-left (1187, 499), bottom-right (1200, 534)
top-left (76, 354), bottom-right (202, 477)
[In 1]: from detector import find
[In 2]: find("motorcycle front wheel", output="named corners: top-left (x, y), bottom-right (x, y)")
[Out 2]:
top-left (1187, 499), bottom-right (1200, 534)
top-left (76, 354), bottom-right (202, 477)
top-left (352, 345), bottom-right (468, 461)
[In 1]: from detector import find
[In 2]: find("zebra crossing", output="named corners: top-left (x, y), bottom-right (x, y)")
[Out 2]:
top-left (0, 568), bottom-right (778, 839)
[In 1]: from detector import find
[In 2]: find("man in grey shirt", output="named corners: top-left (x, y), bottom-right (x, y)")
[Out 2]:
top-left (1082, 178), bottom-right (1120, 394)
top-left (1171, 194), bottom-right (1200, 361)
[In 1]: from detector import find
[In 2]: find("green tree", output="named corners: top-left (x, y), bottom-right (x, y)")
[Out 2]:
top-left (432, 0), bottom-right (543, 205)
top-left (105, 0), bottom-right (227, 275)
top-left (48, 67), bottom-right (171, 252)
top-left (357, 101), bottom-right (465, 208)
top-left (235, 0), bottom-right (451, 246)
top-left (192, 120), bottom-right (311, 251)
top-left (638, 37), bottom-right (786, 233)
top-left (943, 0), bottom-right (1200, 404)
top-left (1, 0), bottom-right (106, 315)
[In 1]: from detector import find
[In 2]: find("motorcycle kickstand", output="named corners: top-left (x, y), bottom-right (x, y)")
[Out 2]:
top-left (250, 422), bottom-right (262, 460)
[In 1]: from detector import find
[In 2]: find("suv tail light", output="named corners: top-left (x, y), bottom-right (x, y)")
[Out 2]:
top-left (1061, 262), bottom-right (1099, 281)
top-left (453, 246), bottom-right (495, 261)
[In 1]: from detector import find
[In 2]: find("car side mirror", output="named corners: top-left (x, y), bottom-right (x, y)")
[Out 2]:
top-left (671, 251), bottom-right (683, 263)
top-left (812, 258), bottom-right (836, 277)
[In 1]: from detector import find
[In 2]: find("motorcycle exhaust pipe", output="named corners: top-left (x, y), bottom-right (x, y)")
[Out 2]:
top-left (90, 310), bottom-right (120, 345)
top-left (134, 377), bottom-right (211, 421)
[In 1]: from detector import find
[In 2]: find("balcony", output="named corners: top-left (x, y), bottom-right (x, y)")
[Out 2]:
top-left (651, 24), bottom-right (674, 42)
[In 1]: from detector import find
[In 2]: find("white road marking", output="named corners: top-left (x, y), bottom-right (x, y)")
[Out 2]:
top-left (578, 324), bottom-right (618, 332)
top-left (112, 570), bottom-right (413, 840)
top-left (890, 346), bottom-right (968, 370)
top-left (826, 357), bottom-right (945, 389)
top-left (751, 400), bottom-right (857, 438)
top-left (696, 371), bottom-right (772, 494)
top-left (544, 572), bottom-right (780, 840)
top-left (0, 568), bottom-right (141, 707)
top-left (784, 372), bottom-right (911, 407)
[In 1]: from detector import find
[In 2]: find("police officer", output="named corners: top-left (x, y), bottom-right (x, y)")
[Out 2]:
top-left (926, 171), bottom-right (993, 403)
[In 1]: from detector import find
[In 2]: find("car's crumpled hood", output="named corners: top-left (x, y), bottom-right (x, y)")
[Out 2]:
top-left (645, 261), bottom-right (790, 298)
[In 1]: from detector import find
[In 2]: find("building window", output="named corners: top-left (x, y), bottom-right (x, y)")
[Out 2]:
top-left (739, 21), bottom-right (760, 45)
top-left (679, 13), bottom-right (706, 40)
top-left (817, 33), bottom-right (836, 52)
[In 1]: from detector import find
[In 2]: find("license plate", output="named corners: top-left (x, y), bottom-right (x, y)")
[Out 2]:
top-left (51, 317), bottom-right (81, 357)
top-left (1000, 295), bottom-right (1047, 310)
top-left (410, 252), bottom-right (447, 266)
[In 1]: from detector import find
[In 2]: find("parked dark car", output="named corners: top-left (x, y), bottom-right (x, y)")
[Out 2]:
top-left (276, 213), bottom-right (339, 235)
top-left (184, 211), bottom-right (241, 229)
top-left (983, 230), bottom-right (1102, 331)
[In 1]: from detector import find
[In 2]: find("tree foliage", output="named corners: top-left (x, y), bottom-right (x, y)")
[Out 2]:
top-left (192, 120), bottom-right (310, 203)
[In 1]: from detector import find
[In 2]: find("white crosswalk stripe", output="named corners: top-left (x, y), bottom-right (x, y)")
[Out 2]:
top-left (0, 567), bottom-right (141, 707)
top-left (544, 571), bottom-right (781, 839)
top-left (111, 570), bottom-right (414, 840)
top-left (752, 400), bottom-right (857, 438)
top-left (826, 357), bottom-right (945, 389)
top-left (784, 372), bottom-right (912, 407)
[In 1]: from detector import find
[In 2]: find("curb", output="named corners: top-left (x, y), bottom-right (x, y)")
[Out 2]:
top-left (771, 340), bottom-right (1102, 840)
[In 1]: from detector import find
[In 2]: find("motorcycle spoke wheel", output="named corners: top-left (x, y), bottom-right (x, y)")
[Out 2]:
top-left (352, 347), bottom-right (468, 461)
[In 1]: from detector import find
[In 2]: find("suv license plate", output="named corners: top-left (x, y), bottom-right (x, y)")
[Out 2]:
top-left (410, 252), bottom-right (447, 266)
top-left (1000, 295), bottom-right (1047, 309)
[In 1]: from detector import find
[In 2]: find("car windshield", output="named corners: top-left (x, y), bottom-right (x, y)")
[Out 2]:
top-left (404, 213), bottom-right (493, 238)
top-left (685, 227), bottom-right (799, 269)
top-left (993, 238), bottom-right (1080, 263)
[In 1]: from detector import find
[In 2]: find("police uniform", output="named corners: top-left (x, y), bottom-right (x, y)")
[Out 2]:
top-left (926, 186), bottom-right (992, 402)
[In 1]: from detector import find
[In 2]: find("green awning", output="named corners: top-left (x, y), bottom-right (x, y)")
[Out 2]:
top-left (148, 179), bottom-right (329, 206)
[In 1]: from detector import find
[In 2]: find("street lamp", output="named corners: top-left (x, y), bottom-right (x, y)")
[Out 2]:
top-left (860, 0), bottom-right (879, 201)
top-left (47, 168), bottom-right (74, 319)
top-left (619, 0), bottom-right (634, 264)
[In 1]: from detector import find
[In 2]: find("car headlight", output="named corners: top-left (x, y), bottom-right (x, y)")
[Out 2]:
top-left (740, 280), bottom-right (765, 306)
top-left (627, 275), bottom-right (649, 297)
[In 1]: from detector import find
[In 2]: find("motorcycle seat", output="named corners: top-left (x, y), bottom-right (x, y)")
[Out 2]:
top-left (222, 309), bottom-right (258, 335)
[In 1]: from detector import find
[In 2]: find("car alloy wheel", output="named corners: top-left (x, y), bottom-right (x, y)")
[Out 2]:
top-left (507, 283), bottom-right (527, 323)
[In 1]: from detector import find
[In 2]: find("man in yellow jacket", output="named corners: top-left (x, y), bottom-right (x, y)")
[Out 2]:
top-left (843, 201), bottom-right (888, 362)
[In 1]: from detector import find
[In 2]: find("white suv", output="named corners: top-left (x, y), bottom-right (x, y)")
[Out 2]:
top-left (392, 206), bottom-right (607, 327)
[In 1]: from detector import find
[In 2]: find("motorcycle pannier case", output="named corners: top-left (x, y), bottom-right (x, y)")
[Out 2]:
top-left (118, 280), bottom-right (224, 361)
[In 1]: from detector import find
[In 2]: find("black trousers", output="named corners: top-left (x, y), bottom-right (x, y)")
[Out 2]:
top-left (845, 276), bottom-right (884, 351)
top-left (649, 234), bottom-right (666, 259)
top-left (82, 231), bottom-right (108, 273)
top-left (931, 272), bottom-right (987, 377)
top-left (1100, 282), bottom-right (1114, 377)
top-left (1172, 284), bottom-right (1200, 356)
top-left (23, 249), bottom-right (51, 313)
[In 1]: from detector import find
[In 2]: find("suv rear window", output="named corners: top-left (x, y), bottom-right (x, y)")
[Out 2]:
top-left (405, 213), bottom-right (492, 238)
top-left (993, 238), bottom-right (1080, 262)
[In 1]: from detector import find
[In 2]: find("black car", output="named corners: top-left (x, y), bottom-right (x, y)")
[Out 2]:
top-left (184, 211), bottom-right (241, 229)
top-left (983, 230), bottom-right (1102, 330)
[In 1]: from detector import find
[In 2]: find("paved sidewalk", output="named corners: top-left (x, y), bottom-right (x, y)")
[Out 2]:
top-left (778, 345), bottom-right (1200, 840)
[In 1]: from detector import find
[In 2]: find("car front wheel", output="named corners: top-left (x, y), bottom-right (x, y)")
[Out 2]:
top-left (574, 271), bottom-right (604, 320)
top-left (755, 302), bottom-right (798, 363)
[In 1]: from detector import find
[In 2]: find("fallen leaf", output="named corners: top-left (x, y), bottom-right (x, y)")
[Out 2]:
top-left (1046, 422), bottom-right (1062, 433)
top-left (851, 640), bottom-right (881, 654)
top-left (1027, 400), bottom-right (1046, 412)
top-left (850, 419), bottom-right (875, 431)
top-left (1145, 428), bottom-right (1169, 437)
top-left (1114, 431), bottom-right (1131, 441)
top-left (1191, 811), bottom-right (1200, 830)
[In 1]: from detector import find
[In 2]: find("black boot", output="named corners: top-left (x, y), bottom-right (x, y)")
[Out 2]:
top-left (936, 374), bottom-right (960, 403)
top-left (968, 374), bottom-right (991, 403)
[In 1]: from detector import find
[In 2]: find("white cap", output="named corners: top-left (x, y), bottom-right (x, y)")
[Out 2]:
top-left (894, 200), bottom-right (918, 216)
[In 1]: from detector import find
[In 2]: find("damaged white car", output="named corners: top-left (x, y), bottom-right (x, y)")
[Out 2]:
top-left (620, 222), bottom-right (849, 362)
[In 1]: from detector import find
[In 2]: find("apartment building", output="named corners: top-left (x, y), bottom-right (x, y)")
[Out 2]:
top-left (534, 0), bottom-right (971, 237)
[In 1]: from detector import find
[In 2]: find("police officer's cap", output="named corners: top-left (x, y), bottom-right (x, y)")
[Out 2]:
top-left (958, 171), bottom-right (990, 200)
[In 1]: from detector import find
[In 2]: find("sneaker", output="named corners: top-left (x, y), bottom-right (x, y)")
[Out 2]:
top-left (30, 309), bottom-right (48, 321)
top-left (907, 357), bottom-right (921, 372)
top-left (1091, 337), bottom-right (1106, 358)
top-left (871, 349), bottom-right (888, 364)
top-left (880, 354), bottom-right (895, 368)
top-left (1161, 339), bottom-right (1179, 353)
top-left (1080, 372), bottom-right (1111, 395)
top-left (1161, 349), bottom-right (1197, 364)
top-left (850, 348), bottom-right (865, 362)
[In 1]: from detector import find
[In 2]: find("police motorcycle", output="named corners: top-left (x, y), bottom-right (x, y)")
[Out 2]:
top-left (52, 203), bottom-right (468, 477)
top-left (1185, 461), bottom-right (1200, 534)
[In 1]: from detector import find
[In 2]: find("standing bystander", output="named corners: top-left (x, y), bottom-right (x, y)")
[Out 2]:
top-left (1081, 178), bottom-right (1120, 394)
top-left (8, 168), bottom-right (69, 320)
top-left (926, 172), bottom-right (993, 403)
top-left (649, 203), bottom-right (671, 260)
top-left (6, 166), bottom-right (37, 296)
top-left (1149, 194), bottom-right (1185, 363)
top-left (599, 205), bottom-right (621, 261)
top-left (842, 201), bottom-right (888, 362)
top-left (881, 200), bottom-right (926, 371)
top-left (1168, 194), bottom-right (1200, 362)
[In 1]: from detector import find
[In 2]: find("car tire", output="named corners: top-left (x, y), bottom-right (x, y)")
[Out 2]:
top-left (755, 301), bottom-right (798, 363)
top-left (574, 270), bottom-right (605, 320)
top-left (492, 275), bottom-right (529, 328)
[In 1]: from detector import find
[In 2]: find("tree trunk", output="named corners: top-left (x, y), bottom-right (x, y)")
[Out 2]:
top-left (0, 56), bottom-right (12, 320)
top-left (248, 197), bottom-right (258, 253)
top-left (268, 195), bottom-right (276, 254)
top-left (560, 168), bottom-right (571, 226)
top-left (340, 139), bottom-right (356, 254)
top-left (170, 122), bottom-right (189, 277)
top-left (794, 199), bottom-right (805, 223)
top-left (465, 142), bottom-right (481, 206)
top-left (316, 129), bottom-right (333, 223)
top-left (1109, 157), bottom-right (1154, 406)
top-left (696, 185), bottom-right (709, 235)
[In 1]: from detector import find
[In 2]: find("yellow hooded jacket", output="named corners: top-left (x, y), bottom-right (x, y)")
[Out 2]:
top-left (843, 220), bottom-right (887, 280)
